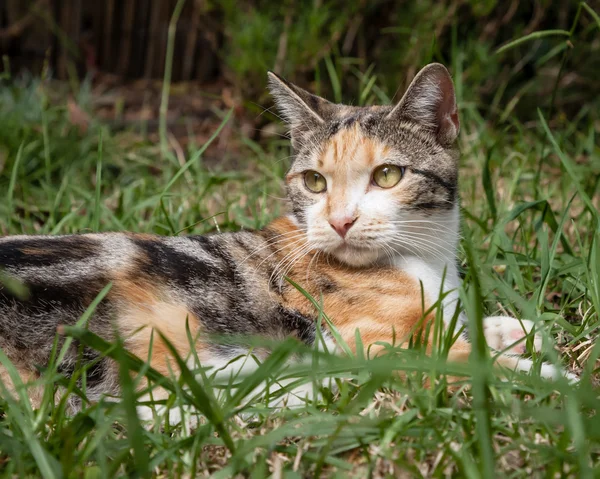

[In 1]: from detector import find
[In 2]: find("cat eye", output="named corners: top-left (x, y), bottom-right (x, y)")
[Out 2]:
top-left (303, 170), bottom-right (327, 193)
top-left (372, 165), bottom-right (405, 188)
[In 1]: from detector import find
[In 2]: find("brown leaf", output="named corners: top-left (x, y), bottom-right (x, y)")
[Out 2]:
top-left (67, 97), bottom-right (91, 134)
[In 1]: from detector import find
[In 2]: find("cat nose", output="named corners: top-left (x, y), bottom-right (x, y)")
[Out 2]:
top-left (329, 217), bottom-right (357, 239)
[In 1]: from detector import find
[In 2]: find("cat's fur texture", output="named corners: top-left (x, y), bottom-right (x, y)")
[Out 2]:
top-left (0, 64), bottom-right (575, 421)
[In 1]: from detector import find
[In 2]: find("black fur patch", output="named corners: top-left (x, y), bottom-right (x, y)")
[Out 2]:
top-left (0, 276), bottom-right (111, 350)
top-left (360, 114), bottom-right (380, 133)
top-left (275, 306), bottom-right (317, 345)
top-left (132, 237), bottom-right (232, 291)
top-left (313, 274), bottom-right (338, 294)
top-left (411, 168), bottom-right (456, 195)
top-left (342, 115), bottom-right (358, 128)
top-left (327, 120), bottom-right (342, 137)
top-left (0, 236), bottom-right (101, 268)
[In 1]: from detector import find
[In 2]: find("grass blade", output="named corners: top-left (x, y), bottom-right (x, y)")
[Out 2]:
top-left (93, 131), bottom-right (103, 232)
top-left (496, 29), bottom-right (570, 54)
top-left (159, 0), bottom-right (187, 159)
top-left (582, 2), bottom-right (600, 30)
top-left (538, 109), bottom-right (599, 228)
top-left (160, 108), bottom-right (233, 198)
top-left (7, 142), bottom-right (24, 219)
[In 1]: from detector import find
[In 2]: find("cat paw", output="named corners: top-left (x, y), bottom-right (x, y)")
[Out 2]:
top-left (483, 316), bottom-right (542, 354)
top-left (502, 356), bottom-right (579, 384)
top-left (266, 382), bottom-right (319, 408)
top-left (136, 404), bottom-right (199, 431)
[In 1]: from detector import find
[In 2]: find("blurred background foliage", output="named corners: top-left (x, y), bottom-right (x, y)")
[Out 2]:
top-left (0, 0), bottom-right (598, 235)
top-left (1, 0), bottom-right (599, 123)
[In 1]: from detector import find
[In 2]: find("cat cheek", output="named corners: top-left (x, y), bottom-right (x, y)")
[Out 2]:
top-left (305, 203), bottom-right (328, 235)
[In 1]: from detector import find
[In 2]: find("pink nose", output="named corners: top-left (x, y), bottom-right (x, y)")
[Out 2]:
top-left (329, 217), bottom-right (357, 239)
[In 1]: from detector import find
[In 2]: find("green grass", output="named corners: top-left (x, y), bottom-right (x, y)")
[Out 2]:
top-left (1, 26), bottom-right (600, 479)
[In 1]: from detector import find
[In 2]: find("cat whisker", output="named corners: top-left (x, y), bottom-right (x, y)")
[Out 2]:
top-left (391, 241), bottom-right (439, 264)
top-left (388, 220), bottom-right (459, 234)
top-left (256, 237), bottom-right (309, 276)
top-left (390, 230), bottom-right (458, 250)
top-left (389, 238), bottom-right (448, 265)
top-left (388, 218), bottom-right (460, 231)
top-left (269, 246), bottom-right (304, 290)
top-left (387, 223), bottom-right (460, 236)
top-left (281, 245), bottom-right (314, 286)
top-left (355, 227), bottom-right (456, 248)
top-left (272, 242), bottom-right (314, 290)
top-left (256, 104), bottom-right (286, 123)
top-left (249, 128), bottom-right (291, 141)
top-left (240, 231), bottom-right (307, 264)
top-left (390, 233), bottom-right (450, 256)
top-left (306, 249), bottom-right (322, 284)
top-left (388, 218), bottom-right (458, 225)
top-left (381, 243), bottom-right (397, 266)
top-left (268, 239), bottom-right (313, 283)
top-left (391, 232), bottom-right (457, 258)
top-left (388, 237), bottom-right (429, 260)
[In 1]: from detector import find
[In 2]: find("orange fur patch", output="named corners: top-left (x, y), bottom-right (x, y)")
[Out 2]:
top-left (319, 124), bottom-right (391, 172)
top-left (316, 124), bottom-right (394, 216)
top-left (0, 363), bottom-right (45, 408)
top-left (263, 218), bottom-right (431, 353)
top-left (262, 217), bottom-right (475, 371)
top-left (121, 301), bottom-right (202, 377)
top-left (112, 277), bottom-right (203, 377)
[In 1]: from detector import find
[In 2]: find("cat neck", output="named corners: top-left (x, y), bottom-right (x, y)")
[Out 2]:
top-left (389, 206), bottom-right (461, 269)
top-left (262, 213), bottom-right (462, 323)
top-left (389, 206), bottom-right (462, 325)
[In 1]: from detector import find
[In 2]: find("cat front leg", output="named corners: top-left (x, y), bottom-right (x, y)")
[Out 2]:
top-left (482, 316), bottom-right (542, 354)
top-left (136, 388), bottom-right (199, 431)
top-left (481, 316), bottom-right (579, 383)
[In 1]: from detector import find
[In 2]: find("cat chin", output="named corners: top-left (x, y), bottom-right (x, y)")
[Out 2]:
top-left (330, 244), bottom-right (381, 267)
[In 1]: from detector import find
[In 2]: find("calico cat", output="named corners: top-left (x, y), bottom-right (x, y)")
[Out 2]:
top-left (0, 64), bottom-right (575, 421)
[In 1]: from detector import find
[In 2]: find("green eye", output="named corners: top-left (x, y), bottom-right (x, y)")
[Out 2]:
top-left (304, 170), bottom-right (327, 193)
top-left (372, 165), bottom-right (404, 188)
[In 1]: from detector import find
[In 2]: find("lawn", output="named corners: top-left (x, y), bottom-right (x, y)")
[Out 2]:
top-left (0, 7), bottom-right (600, 478)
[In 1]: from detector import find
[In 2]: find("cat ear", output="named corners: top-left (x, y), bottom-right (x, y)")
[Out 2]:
top-left (267, 71), bottom-right (332, 144)
top-left (387, 63), bottom-right (459, 146)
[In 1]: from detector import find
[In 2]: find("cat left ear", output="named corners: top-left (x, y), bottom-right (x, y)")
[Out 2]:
top-left (267, 72), bottom-right (332, 144)
top-left (387, 63), bottom-right (460, 146)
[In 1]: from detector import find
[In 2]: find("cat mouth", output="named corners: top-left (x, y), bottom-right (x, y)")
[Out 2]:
top-left (334, 242), bottom-right (374, 253)
top-left (329, 241), bottom-right (382, 266)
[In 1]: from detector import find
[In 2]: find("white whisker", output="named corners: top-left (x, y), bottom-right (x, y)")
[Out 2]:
top-left (256, 236), bottom-right (308, 275)
top-left (273, 243), bottom-right (314, 289)
top-left (389, 238), bottom-right (448, 265)
top-left (240, 231), bottom-right (307, 265)
top-left (391, 232), bottom-right (457, 259)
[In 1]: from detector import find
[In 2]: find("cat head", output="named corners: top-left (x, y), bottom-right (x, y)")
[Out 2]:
top-left (268, 63), bottom-right (460, 267)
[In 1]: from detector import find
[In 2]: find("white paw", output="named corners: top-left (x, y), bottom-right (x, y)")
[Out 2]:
top-left (267, 382), bottom-right (318, 408)
top-left (505, 357), bottom-right (579, 384)
top-left (136, 403), bottom-right (199, 430)
top-left (561, 370), bottom-right (580, 384)
top-left (483, 316), bottom-right (541, 354)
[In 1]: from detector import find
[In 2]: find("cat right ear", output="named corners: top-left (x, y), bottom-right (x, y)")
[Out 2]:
top-left (267, 72), bottom-right (331, 146)
top-left (387, 63), bottom-right (460, 146)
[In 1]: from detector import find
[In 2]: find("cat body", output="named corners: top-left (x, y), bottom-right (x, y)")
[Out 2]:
top-left (0, 64), bottom-right (574, 416)
top-left (0, 216), bottom-right (463, 409)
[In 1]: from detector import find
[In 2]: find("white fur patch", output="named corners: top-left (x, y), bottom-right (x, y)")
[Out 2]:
top-left (496, 355), bottom-right (578, 384)
top-left (483, 316), bottom-right (541, 354)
